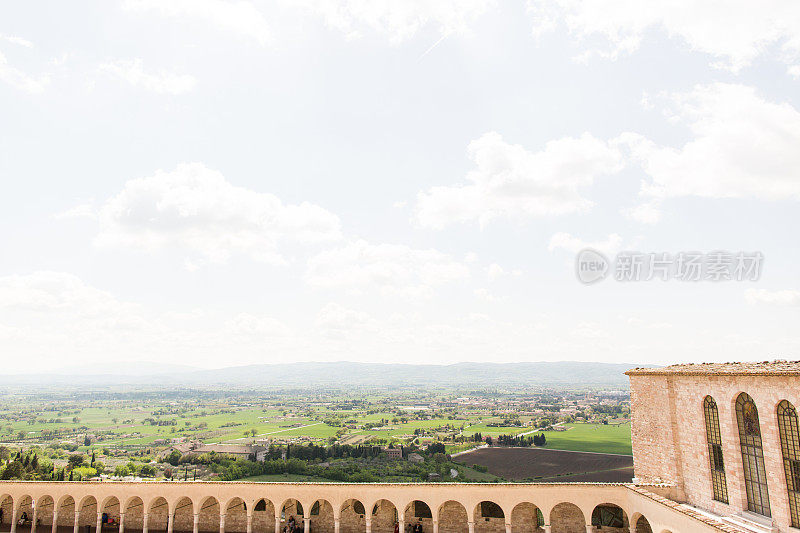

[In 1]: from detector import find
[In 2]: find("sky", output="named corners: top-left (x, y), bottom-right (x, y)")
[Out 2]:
top-left (1, 1), bottom-right (800, 373)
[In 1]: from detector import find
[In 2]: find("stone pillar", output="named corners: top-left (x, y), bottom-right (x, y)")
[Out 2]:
top-left (585, 526), bottom-right (595, 533)
top-left (432, 521), bottom-right (438, 533)
top-left (246, 514), bottom-right (252, 533)
top-left (467, 522), bottom-right (474, 533)
top-left (52, 509), bottom-right (59, 533)
top-left (365, 517), bottom-right (371, 533)
top-left (220, 513), bottom-right (226, 533)
top-left (275, 516), bottom-right (281, 533)
top-left (398, 519), bottom-right (404, 533)
top-left (167, 512), bottom-right (174, 533)
top-left (334, 517), bottom-right (340, 533)
top-left (73, 511), bottom-right (80, 533)
top-left (303, 518), bottom-right (310, 533)
top-left (119, 513), bottom-right (125, 533)
top-left (96, 512), bottom-right (103, 533)
top-left (10, 508), bottom-right (17, 533)
top-left (542, 526), bottom-right (552, 533)
top-left (193, 514), bottom-right (199, 533)
top-left (31, 506), bottom-right (38, 533)
top-left (143, 513), bottom-right (149, 533)
top-left (504, 522), bottom-right (511, 533)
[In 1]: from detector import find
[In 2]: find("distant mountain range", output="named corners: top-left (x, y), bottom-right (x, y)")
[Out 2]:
top-left (0, 361), bottom-right (650, 388)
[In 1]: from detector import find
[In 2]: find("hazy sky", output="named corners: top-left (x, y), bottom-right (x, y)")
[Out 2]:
top-left (1, 1), bottom-right (800, 372)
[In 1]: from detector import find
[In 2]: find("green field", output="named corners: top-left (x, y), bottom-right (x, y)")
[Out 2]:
top-left (542, 423), bottom-right (632, 455)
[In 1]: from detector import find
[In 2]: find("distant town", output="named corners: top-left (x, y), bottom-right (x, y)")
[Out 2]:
top-left (0, 384), bottom-right (631, 483)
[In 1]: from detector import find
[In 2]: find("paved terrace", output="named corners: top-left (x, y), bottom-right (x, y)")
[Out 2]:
top-left (0, 481), bottom-right (736, 533)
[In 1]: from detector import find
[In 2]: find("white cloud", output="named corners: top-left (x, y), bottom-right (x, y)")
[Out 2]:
top-left (305, 239), bottom-right (469, 297)
top-left (122, 0), bottom-right (270, 45)
top-left (0, 34), bottom-right (33, 47)
top-left (415, 131), bottom-right (625, 228)
top-left (486, 263), bottom-right (505, 281)
top-left (621, 200), bottom-right (661, 224)
top-left (528, 0), bottom-right (800, 71)
top-left (295, 0), bottom-right (494, 42)
top-left (92, 162), bottom-right (342, 264)
top-left (626, 83), bottom-right (800, 202)
top-left (745, 288), bottom-right (800, 306)
top-left (99, 59), bottom-right (197, 95)
top-left (0, 50), bottom-right (49, 93)
top-left (548, 232), bottom-right (623, 254)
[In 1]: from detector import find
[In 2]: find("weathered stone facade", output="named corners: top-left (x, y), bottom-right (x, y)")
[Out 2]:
top-left (628, 362), bottom-right (800, 532)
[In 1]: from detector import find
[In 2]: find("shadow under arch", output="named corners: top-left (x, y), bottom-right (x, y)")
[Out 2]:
top-left (634, 515), bottom-right (653, 533)
top-left (510, 502), bottom-right (543, 533)
top-left (370, 499), bottom-right (397, 533)
top-left (55, 495), bottom-right (75, 530)
top-left (340, 499), bottom-right (366, 533)
top-left (473, 501), bottom-right (504, 533)
top-left (171, 497), bottom-right (194, 533)
top-left (197, 497), bottom-right (220, 533)
top-left (223, 498), bottom-right (248, 533)
top-left (437, 501), bottom-right (467, 533)
top-left (549, 503), bottom-right (584, 533)
top-left (308, 500), bottom-right (334, 533)
top-left (591, 503), bottom-right (628, 531)
top-left (251, 499), bottom-right (275, 533)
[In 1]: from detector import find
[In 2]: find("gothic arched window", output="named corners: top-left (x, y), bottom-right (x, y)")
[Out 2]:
top-left (736, 392), bottom-right (771, 516)
top-left (777, 400), bottom-right (800, 527)
top-left (704, 396), bottom-right (729, 503)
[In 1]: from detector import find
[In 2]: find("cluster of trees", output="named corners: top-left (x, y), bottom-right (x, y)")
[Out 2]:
top-left (489, 433), bottom-right (547, 447)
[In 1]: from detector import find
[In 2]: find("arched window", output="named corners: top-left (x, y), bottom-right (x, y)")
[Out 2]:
top-left (704, 396), bottom-right (729, 503)
top-left (777, 400), bottom-right (800, 527)
top-left (736, 392), bottom-right (771, 516)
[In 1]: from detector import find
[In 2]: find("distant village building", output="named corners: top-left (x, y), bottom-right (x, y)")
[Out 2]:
top-left (383, 447), bottom-right (402, 460)
top-left (163, 440), bottom-right (267, 462)
top-left (407, 453), bottom-right (424, 464)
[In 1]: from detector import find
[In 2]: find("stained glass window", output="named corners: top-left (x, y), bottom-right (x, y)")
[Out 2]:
top-left (777, 400), bottom-right (800, 527)
top-left (736, 392), bottom-right (771, 516)
top-left (704, 396), bottom-right (729, 503)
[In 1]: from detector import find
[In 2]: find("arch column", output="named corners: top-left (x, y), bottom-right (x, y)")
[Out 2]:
top-left (334, 517), bottom-right (340, 533)
top-left (504, 522), bottom-right (511, 533)
top-left (543, 526), bottom-right (551, 533)
top-left (432, 520), bottom-right (438, 533)
top-left (397, 518), bottom-right (403, 533)
top-left (143, 513), bottom-right (149, 533)
top-left (193, 513), bottom-right (199, 533)
top-left (52, 508), bottom-right (58, 533)
top-left (119, 512), bottom-right (125, 533)
top-left (167, 512), bottom-right (173, 533)
top-left (246, 513), bottom-right (252, 533)
top-left (365, 517), bottom-right (371, 533)
top-left (585, 526), bottom-right (595, 533)
top-left (10, 507), bottom-right (17, 533)
top-left (274, 515), bottom-right (280, 533)
top-left (303, 517), bottom-right (310, 533)
top-left (467, 521), bottom-right (474, 533)
top-left (73, 511), bottom-right (80, 533)
top-left (31, 504), bottom-right (38, 533)
top-left (220, 513), bottom-right (226, 533)
top-left (96, 512), bottom-right (103, 533)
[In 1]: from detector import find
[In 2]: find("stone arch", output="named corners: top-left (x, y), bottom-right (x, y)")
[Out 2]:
top-left (510, 502), bottom-right (542, 533)
top-left (147, 497), bottom-right (169, 533)
top-left (198, 498), bottom-right (220, 533)
top-left (101, 496), bottom-right (121, 530)
top-left (634, 515), bottom-right (653, 533)
top-left (252, 499), bottom-right (274, 533)
top-left (474, 501), bottom-right (504, 533)
top-left (37, 496), bottom-right (55, 527)
top-left (16, 495), bottom-right (33, 526)
top-left (370, 500), bottom-right (397, 533)
top-left (438, 501), bottom-right (468, 533)
top-left (340, 499), bottom-right (366, 533)
top-left (56, 496), bottom-right (75, 529)
top-left (123, 497), bottom-right (144, 532)
top-left (549, 503), bottom-right (584, 533)
top-left (224, 498), bottom-right (248, 533)
top-left (172, 497), bottom-right (194, 533)
top-left (308, 500), bottom-right (334, 533)
top-left (77, 496), bottom-right (97, 529)
top-left (1, 495), bottom-right (13, 527)
top-left (590, 503), bottom-right (628, 531)
top-left (402, 502), bottom-right (431, 533)
top-left (279, 499), bottom-right (304, 532)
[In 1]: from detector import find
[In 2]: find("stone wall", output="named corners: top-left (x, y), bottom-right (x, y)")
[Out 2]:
top-left (549, 503), bottom-right (583, 533)
top-left (629, 372), bottom-right (800, 532)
